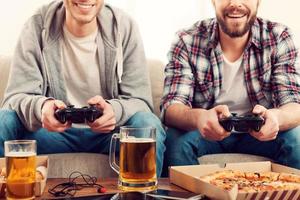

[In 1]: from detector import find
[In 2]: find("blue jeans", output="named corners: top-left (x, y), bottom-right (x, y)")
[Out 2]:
top-left (0, 110), bottom-right (166, 177)
top-left (163, 127), bottom-right (300, 176)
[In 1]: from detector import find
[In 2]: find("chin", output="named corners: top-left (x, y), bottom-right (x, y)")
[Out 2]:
top-left (74, 14), bottom-right (96, 24)
top-left (222, 21), bottom-right (250, 38)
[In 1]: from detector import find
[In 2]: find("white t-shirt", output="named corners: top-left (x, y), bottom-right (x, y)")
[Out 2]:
top-left (214, 54), bottom-right (252, 115)
top-left (61, 24), bottom-right (101, 108)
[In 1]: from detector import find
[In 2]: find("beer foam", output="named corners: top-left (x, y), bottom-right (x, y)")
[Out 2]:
top-left (121, 137), bottom-right (155, 143)
top-left (5, 151), bottom-right (36, 157)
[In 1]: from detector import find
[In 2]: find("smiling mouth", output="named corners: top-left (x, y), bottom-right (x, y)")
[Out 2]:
top-left (226, 13), bottom-right (247, 19)
top-left (74, 2), bottom-right (95, 9)
top-left (224, 7), bottom-right (248, 19)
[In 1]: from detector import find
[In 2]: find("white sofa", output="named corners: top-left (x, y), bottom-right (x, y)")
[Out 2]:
top-left (0, 55), bottom-right (270, 178)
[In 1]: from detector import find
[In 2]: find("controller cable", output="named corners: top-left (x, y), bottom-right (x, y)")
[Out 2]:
top-left (48, 171), bottom-right (107, 197)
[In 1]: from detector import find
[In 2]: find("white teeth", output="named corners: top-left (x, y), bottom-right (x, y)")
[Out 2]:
top-left (76, 3), bottom-right (94, 9)
top-left (227, 14), bottom-right (245, 18)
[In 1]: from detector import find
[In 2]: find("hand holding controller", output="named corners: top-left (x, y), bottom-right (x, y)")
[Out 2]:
top-left (54, 105), bottom-right (103, 124)
top-left (219, 113), bottom-right (264, 132)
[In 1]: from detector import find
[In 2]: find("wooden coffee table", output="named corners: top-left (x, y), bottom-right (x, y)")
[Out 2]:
top-left (37, 178), bottom-right (189, 199)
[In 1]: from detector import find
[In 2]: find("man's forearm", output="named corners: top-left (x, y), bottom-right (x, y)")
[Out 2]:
top-left (271, 103), bottom-right (300, 131)
top-left (164, 103), bottom-right (205, 131)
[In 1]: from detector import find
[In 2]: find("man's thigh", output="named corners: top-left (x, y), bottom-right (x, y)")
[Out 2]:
top-left (231, 127), bottom-right (300, 167)
top-left (165, 128), bottom-right (225, 162)
top-left (0, 110), bottom-right (26, 141)
top-left (228, 132), bottom-right (280, 158)
top-left (275, 127), bottom-right (300, 168)
top-left (23, 128), bottom-right (113, 154)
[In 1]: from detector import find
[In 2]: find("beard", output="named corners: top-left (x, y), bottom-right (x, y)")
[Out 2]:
top-left (217, 6), bottom-right (257, 38)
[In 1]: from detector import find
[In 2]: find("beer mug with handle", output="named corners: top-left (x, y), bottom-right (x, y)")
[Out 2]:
top-left (109, 126), bottom-right (157, 191)
top-left (5, 140), bottom-right (36, 200)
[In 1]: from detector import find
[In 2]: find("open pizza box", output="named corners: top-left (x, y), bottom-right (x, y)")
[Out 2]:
top-left (0, 155), bottom-right (48, 197)
top-left (169, 161), bottom-right (300, 200)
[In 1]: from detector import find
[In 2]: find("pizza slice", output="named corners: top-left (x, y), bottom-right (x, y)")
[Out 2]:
top-left (244, 171), bottom-right (280, 182)
top-left (278, 172), bottom-right (300, 183)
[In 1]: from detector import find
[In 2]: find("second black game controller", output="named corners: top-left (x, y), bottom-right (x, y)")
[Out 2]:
top-left (54, 105), bottom-right (103, 124)
top-left (219, 113), bottom-right (264, 132)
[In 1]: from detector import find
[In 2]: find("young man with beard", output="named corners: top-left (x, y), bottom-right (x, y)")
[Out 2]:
top-left (161, 0), bottom-right (300, 175)
top-left (0, 0), bottom-right (166, 177)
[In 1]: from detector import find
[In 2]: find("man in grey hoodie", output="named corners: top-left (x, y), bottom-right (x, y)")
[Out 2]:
top-left (0, 0), bottom-right (166, 177)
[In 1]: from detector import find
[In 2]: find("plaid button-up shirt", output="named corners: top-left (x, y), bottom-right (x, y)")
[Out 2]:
top-left (161, 18), bottom-right (300, 121)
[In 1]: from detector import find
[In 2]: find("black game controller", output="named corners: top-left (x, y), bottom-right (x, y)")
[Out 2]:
top-left (54, 105), bottom-right (103, 124)
top-left (219, 113), bottom-right (264, 132)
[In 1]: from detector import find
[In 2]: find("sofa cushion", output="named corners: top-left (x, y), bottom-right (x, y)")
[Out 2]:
top-left (47, 153), bottom-right (117, 178)
top-left (148, 59), bottom-right (165, 117)
top-left (0, 55), bottom-right (11, 105)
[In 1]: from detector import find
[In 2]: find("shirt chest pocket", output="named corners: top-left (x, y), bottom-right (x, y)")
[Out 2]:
top-left (195, 80), bottom-right (214, 102)
top-left (194, 62), bottom-right (215, 105)
top-left (252, 61), bottom-right (272, 106)
top-left (258, 61), bottom-right (272, 91)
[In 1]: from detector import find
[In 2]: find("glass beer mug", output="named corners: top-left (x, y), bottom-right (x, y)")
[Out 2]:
top-left (109, 126), bottom-right (157, 191)
top-left (4, 140), bottom-right (36, 200)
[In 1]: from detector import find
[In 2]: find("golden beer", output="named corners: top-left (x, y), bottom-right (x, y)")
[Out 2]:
top-left (6, 152), bottom-right (36, 200)
top-left (119, 138), bottom-right (156, 191)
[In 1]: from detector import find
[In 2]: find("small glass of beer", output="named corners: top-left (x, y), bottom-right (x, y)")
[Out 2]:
top-left (109, 126), bottom-right (157, 191)
top-left (4, 140), bottom-right (36, 200)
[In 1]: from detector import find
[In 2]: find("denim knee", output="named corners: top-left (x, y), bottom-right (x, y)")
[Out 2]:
top-left (0, 110), bottom-right (24, 140)
top-left (277, 126), bottom-right (300, 169)
top-left (126, 111), bottom-right (166, 141)
top-left (164, 128), bottom-right (200, 166)
top-left (0, 110), bottom-right (25, 156)
top-left (126, 112), bottom-right (162, 127)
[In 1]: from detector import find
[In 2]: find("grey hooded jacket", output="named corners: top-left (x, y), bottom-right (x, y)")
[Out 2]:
top-left (2, 0), bottom-right (153, 131)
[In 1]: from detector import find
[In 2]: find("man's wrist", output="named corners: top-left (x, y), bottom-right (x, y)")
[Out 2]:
top-left (41, 98), bottom-right (55, 114)
top-left (188, 108), bottom-right (206, 130)
top-left (269, 108), bottom-right (282, 128)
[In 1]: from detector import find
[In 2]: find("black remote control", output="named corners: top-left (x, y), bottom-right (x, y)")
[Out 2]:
top-left (219, 113), bottom-right (264, 132)
top-left (55, 105), bottom-right (102, 123)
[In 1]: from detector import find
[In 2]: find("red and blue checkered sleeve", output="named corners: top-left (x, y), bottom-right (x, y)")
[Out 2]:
top-left (272, 27), bottom-right (300, 106)
top-left (160, 33), bottom-right (195, 122)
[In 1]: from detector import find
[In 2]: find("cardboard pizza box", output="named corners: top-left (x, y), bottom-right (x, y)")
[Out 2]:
top-left (0, 155), bottom-right (48, 197)
top-left (169, 161), bottom-right (300, 200)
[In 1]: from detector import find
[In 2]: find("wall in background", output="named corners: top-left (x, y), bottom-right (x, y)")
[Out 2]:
top-left (0, 0), bottom-right (46, 56)
top-left (0, 0), bottom-right (299, 63)
top-left (259, 0), bottom-right (300, 48)
top-left (108, 0), bottom-right (213, 62)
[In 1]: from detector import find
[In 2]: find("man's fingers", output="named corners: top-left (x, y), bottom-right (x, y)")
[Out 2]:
top-left (259, 119), bottom-right (278, 135)
top-left (54, 100), bottom-right (66, 110)
top-left (91, 110), bottom-right (114, 125)
top-left (43, 116), bottom-right (71, 132)
top-left (214, 105), bottom-right (231, 118)
top-left (197, 106), bottom-right (231, 142)
top-left (201, 123), bottom-right (229, 141)
top-left (89, 116), bottom-right (116, 129)
top-left (252, 105), bottom-right (267, 116)
top-left (260, 135), bottom-right (277, 141)
top-left (41, 99), bottom-right (72, 133)
top-left (251, 132), bottom-right (277, 141)
top-left (90, 121), bottom-right (116, 133)
top-left (87, 95), bottom-right (105, 106)
top-left (209, 123), bottom-right (230, 139)
top-left (250, 112), bottom-right (279, 140)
